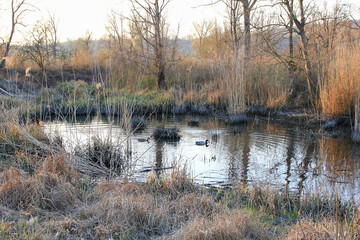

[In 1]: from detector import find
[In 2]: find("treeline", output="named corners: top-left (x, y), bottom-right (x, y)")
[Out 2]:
top-left (1, 0), bottom-right (360, 116)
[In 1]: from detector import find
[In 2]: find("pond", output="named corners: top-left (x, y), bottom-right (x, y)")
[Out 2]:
top-left (44, 115), bottom-right (360, 202)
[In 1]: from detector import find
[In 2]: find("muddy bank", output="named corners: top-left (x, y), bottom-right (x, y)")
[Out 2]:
top-left (0, 77), bottom-right (352, 137)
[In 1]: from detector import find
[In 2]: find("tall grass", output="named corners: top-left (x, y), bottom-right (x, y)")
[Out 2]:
top-left (320, 45), bottom-right (360, 116)
top-left (353, 93), bottom-right (360, 142)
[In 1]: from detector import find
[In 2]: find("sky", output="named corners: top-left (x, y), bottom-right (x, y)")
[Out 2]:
top-left (29, 0), bottom-right (226, 41)
top-left (1, 0), bottom-right (359, 42)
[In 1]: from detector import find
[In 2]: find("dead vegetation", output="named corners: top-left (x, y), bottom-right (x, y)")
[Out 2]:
top-left (0, 109), bottom-right (359, 240)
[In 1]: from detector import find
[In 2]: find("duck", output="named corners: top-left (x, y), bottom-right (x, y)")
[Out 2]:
top-left (196, 139), bottom-right (209, 146)
top-left (138, 136), bottom-right (151, 142)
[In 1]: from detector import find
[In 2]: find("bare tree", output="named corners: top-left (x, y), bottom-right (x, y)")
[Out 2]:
top-left (259, 0), bottom-right (297, 99)
top-left (206, 0), bottom-right (257, 113)
top-left (129, 0), bottom-right (171, 90)
top-left (280, 0), bottom-right (317, 103)
top-left (48, 13), bottom-right (59, 60)
top-left (193, 20), bottom-right (214, 58)
top-left (20, 20), bottom-right (53, 86)
top-left (0, 0), bottom-right (32, 68)
top-left (225, 0), bottom-right (245, 114)
top-left (288, 0), bottom-right (295, 99)
top-left (106, 10), bottom-right (125, 54)
top-left (238, 0), bottom-right (257, 71)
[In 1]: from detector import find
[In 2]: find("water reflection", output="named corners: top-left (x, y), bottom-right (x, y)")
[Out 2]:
top-left (43, 116), bottom-right (360, 202)
top-left (284, 128), bottom-right (295, 193)
top-left (298, 139), bottom-right (316, 198)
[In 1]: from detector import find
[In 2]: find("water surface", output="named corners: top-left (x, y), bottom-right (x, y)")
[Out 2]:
top-left (44, 115), bottom-right (360, 202)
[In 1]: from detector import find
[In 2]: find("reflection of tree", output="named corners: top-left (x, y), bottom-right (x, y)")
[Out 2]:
top-left (155, 141), bottom-right (164, 178)
top-left (155, 142), bottom-right (164, 168)
top-left (241, 129), bottom-right (251, 186)
top-left (284, 129), bottom-right (295, 194)
top-left (224, 124), bottom-right (250, 183)
top-left (298, 140), bottom-right (315, 198)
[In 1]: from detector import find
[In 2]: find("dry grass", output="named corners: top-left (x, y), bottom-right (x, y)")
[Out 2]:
top-left (320, 45), bottom-right (360, 116)
top-left (166, 210), bottom-right (270, 240)
top-left (0, 167), bottom-right (78, 211)
top-left (183, 90), bottom-right (198, 103)
top-left (85, 191), bottom-right (172, 238)
top-left (285, 217), bottom-right (360, 240)
top-left (70, 48), bottom-right (94, 70)
top-left (0, 110), bottom-right (359, 239)
top-left (80, 173), bottom-right (216, 239)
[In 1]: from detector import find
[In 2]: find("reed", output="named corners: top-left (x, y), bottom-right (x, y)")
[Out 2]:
top-left (353, 92), bottom-right (360, 142)
top-left (320, 45), bottom-right (360, 116)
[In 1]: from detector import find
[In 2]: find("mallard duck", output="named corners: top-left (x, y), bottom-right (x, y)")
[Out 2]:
top-left (138, 136), bottom-right (151, 142)
top-left (196, 139), bottom-right (209, 146)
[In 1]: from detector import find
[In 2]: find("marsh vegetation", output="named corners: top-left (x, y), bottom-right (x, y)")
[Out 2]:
top-left (0, 0), bottom-right (360, 239)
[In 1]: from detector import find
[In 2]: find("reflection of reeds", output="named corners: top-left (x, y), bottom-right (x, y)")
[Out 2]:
top-left (319, 136), bottom-right (352, 176)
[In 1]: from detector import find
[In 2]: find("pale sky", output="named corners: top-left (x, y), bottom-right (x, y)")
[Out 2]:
top-left (1, 0), bottom-right (359, 42)
top-left (33, 0), bottom-right (226, 41)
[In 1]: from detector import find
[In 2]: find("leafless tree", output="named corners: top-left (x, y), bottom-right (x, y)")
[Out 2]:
top-left (280, 0), bottom-right (317, 103)
top-left (193, 20), bottom-right (214, 58)
top-left (0, 0), bottom-right (33, 68)
top-left (258, 0), bottom-right (297, 99)
top-left (238, 0), bottom-right (257, 71)
top-left (106, 10), bottom-right (125, 54)
top-left (205, 0), bottom-right (257, 113)
top-left (20, 20), bottom-right (53, 86)
top-left (129, 0), bottom-right (171, 90)
top-left (48, 13), bottom-right (59, 60)
top-left (225, 0), bottom-right (245, 114)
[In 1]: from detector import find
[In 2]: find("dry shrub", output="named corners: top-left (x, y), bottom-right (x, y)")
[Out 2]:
top-left (207, 89), bottom-right (227, 106)
top-left (285, 218), bottom-right (360, 240)
top-left (146, 166), bottom-right (196, 196)
top-left (168, 210), bottom-right (270, 240)
top-left (320, 46), bottom-right (360, 116)
top-left (266, 91), bottom-right (289, 109)
top-left (0, 168), bottom-right (78, 211)
top-left (70, 48), bottom-right (93, 70)
top-left (182, 83), bottom-right (226, 106)
top-left (41, 154), bottom-right (75, 182)
top-left (6, 54), bottom-right (39, 70)
top-left (246, 57), bottom-right (290, 108)
top-left (183, 90), bottom-right (197, 103)
top-left (0, 167), bottom-right (26, 185)
top-left (1, 121), bottom-right (50, 146)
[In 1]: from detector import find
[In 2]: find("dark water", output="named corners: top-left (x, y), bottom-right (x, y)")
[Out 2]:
top-left (44, 115), bottom-right (360, 202)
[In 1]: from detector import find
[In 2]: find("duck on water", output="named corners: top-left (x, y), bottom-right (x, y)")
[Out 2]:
top-left (196, 139), bottom-right (209, 146)
top-left (138, 136), bottom-right (151, 142)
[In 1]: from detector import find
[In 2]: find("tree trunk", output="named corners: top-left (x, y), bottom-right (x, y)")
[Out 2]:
top-left (288, 0), bottom-right (296, 100)
top-left (283, 0), bottom-right (317, 104)
top-left (299, 29), bottom-right (316, 100)
top-left (157, 65), bottom-right (166, 89)
top-left (0, 23), bottom-right (15, 69)
top-left (243, 1), bottom-right (251, 75)
top-left (154, 0), bottom-right (166, 89)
